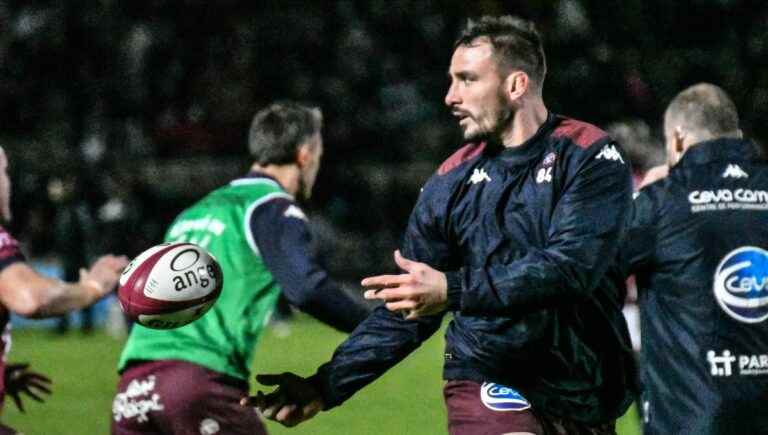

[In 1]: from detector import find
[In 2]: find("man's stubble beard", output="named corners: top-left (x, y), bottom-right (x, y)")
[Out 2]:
top-left (461, 90), bottom-right (514, 143)
top-left (462, 105), bottom-right (515, 144)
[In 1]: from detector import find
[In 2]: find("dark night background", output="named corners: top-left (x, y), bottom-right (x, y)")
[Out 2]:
top-left (1, 0), bottom-right (766, 280)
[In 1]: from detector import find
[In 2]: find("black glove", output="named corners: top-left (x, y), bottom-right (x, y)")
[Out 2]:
top-left (5, 362), bottom-right (52, 413)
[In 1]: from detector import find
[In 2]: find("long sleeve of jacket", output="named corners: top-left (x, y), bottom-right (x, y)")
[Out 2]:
top-left (311, 180), bottom-right (453, 409)
top-left (619, 186), bottom-right (663, 277)
top-left (445, 143), bottom-right (633, 316)
top-left (250, 198), bottom-right (369, 333)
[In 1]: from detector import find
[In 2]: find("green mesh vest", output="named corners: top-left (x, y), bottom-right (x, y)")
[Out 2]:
top-left (118, 177), bottom-right (291, 380)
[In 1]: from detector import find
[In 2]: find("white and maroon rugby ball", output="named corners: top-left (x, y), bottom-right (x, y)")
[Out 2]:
top-left (118, 242), bottom-right (223, 329)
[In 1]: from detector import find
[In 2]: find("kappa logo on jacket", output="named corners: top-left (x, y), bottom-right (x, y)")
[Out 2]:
top-left (595, 144), bottom-right (625, 164)
top-left (722, 164), bottom-right (749, 179)
top-left (283, 205), bottom-right (307, 220)
top-left (467, 168), bottom-right (491, 184)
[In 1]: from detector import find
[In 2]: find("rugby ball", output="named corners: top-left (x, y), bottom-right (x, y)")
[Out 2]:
top-left (118, 242), bottom-right (223, 329)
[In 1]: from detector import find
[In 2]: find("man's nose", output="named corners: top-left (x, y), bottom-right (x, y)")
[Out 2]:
top-left (445, 82), bottom-right (461, 107)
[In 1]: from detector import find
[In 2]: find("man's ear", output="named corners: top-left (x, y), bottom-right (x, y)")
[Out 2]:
top-left (296, 144), bottom-right (312, 169)
top-left (674, 126), bottom-right (686, 153)
top-left (505, 71), bottom-right (530, 101)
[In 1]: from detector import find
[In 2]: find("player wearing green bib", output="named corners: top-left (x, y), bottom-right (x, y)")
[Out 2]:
top-left (112, 102), bottom-right (369, 435)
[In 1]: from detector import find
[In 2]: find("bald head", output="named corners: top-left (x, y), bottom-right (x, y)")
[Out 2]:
top-left (663, 83), bottom-right (741, 166)
top-left (664, 83), bottom-right (740, 141)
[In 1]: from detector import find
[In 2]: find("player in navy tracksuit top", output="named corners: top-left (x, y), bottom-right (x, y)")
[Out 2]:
top-left (244, 16), bottom-right (635, 434)
top-left (311, 112), bottom-right (636, 424)
top-left (623, 83), bottom-right (768, 435)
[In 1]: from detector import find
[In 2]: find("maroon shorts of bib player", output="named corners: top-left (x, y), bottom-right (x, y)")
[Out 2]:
top-left (0, 422), bottom-right (18, 435)
top-left (111, 360), bottom-right (266, 435)
top-left (443, 380), bottom-right (617, 435)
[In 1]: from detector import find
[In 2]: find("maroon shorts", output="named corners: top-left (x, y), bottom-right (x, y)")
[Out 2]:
top-left (0, 422), bottom-right (17, 435)
top-left (111, 360), bottom-right (266, 435)
top-left (444, 380), bottom-right (616, 435)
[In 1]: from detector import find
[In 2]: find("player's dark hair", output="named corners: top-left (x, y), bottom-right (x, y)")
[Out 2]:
top-left (607, 119), bottom-right (665, 172)
top-left (248, 101), bottom-right (323, 165)
top-left (665, 83), bottom-right (740, 138)
top-left (455, 15), bottom-right (547, 92)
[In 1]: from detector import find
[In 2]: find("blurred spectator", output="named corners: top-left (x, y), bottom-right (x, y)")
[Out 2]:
top-left (97, 170), bottom-right (149, 259)
top-left (607, 119), bottom-right (665, 187)
top-left (48, 174), bottom-right (99, 333)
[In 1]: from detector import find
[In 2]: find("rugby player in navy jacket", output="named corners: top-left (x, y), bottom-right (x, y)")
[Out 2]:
top-left (244, 16), bottom-right (636, 434)
top-left (623, 83), bottom-right (768, 435)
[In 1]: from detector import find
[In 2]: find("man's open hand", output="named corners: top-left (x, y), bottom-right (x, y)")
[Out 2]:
top-left (362, 250), bottom-right (448, 320)
top-left (80, 255), bottom-right (130, 299)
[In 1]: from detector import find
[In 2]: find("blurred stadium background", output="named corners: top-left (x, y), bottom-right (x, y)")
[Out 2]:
top-left (1, 0), bottom-right (766, 433)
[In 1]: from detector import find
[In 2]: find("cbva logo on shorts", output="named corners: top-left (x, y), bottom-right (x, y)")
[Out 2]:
top-left (714, 247), bottom-right (768, 323)
top-left (480, 382), bottom-right (531, 411)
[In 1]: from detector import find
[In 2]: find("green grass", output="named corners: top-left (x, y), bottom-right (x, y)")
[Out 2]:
top-left (2, 316), bottom-right (641, 434)
top-left (2, 328), bottom-right (125, 434)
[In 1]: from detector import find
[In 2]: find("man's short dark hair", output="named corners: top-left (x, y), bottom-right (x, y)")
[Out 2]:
top-left (455, 15), bottom-right (547, 90)
top-left (248, 101), bottom-right (323, 165)
top-left (665, 83), bottom-right (740, 137)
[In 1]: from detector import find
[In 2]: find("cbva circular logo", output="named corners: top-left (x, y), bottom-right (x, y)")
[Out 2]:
top-left (714, 247), bottom-right (768, 323)
top-left (480, 382), bottom-right (530, 411)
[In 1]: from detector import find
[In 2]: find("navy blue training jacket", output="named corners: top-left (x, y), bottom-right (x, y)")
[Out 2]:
top-left (623, 138), bottom-right (768, 434)
top-left (248, 173), bottom-right (369, 333)
top-left (313, 113), bottom-right (636, 424)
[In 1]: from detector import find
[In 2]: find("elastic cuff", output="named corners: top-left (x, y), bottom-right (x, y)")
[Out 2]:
top-left (307, 372), bottom-right (334, 411)
top-left (444, 270), bottom-right (463, 312)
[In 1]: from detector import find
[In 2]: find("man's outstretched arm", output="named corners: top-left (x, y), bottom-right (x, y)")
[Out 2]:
top-left (250, 198), bottom-right (370, 332)
top-left (241, 307), bottom-right (445, 426)
top-left (0, 254), bottom-right (128, 318)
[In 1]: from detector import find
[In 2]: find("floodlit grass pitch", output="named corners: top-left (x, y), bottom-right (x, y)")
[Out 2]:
top-left (3, 315), bottom-right (640, 435)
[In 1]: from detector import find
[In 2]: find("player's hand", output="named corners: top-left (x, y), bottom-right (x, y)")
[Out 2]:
top-left (4, 362), bottom-right (52, 413)
top-left (240, 373), bottom-right (324, 427)
top-left (80, 255), bottom-right (130, 299)
top-left (362, 250), bottom-right (448, 320)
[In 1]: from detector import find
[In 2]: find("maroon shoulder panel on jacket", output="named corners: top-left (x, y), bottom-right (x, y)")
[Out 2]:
top-left (437, 142), bottom-right (486, 175)
top-left (551, 118), bottom-right (608, 149)
top-left (0, 226), bottom-right (21, 264)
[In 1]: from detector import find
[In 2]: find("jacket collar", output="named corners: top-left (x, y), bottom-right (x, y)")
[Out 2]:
top-left (495, 112), bottom-right (558, 166)
top-left (677, 138), bottom-right (762, 167)
top-left (241, 170), bottom-right (280, 183)
top-left (229, 171), bottom-right (285, 190)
